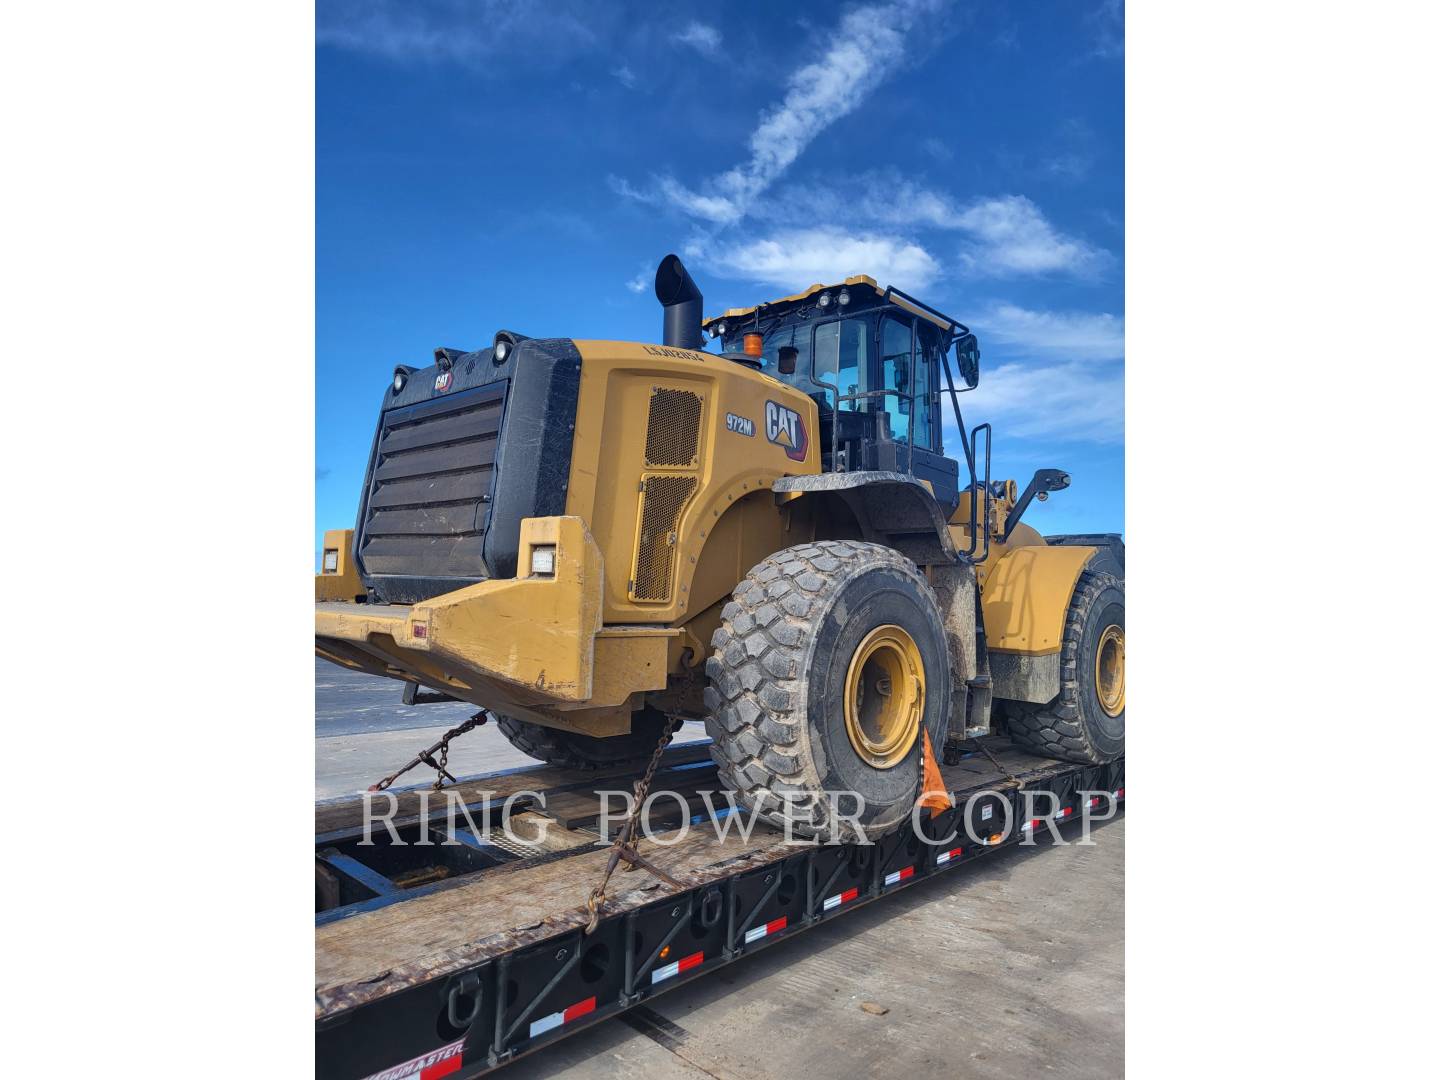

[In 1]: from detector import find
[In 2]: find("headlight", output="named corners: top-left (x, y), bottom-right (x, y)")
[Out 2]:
top-left (529, 545), bottom-right (557, 576)
top-left (494, 340), bottom-right (511, 363)
top-left (392, 371), bottom-right (407, 394)
top-left (817, 291), bottom-right (832, 309)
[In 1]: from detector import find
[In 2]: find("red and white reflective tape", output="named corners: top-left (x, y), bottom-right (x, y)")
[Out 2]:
top-left (1115, 788), bottom-right (1125, 799)
top-left (1058, 807), bottom-right (1073, 819)
top-left (1022, 818), bottom-right (1039, 832)
top-left (823, 886), bottom-right (859, 911)
top-left (361, 1037), bottom-right (464, 1080)
top-left (650, 949), bottom-right (704, 985)
top-left (528, 995), bottom-right (596, 1039)
top-left (744, 916), bottom-right (787, 944)
top-left (1087, 796), bottom-right (1102, 809)
top-left (935, 846), bottom-right (964, 865)
top-left (883, 866), bottom-right (915, 887)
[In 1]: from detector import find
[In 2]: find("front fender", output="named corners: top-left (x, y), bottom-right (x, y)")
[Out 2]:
top-left (980, 542), bottom-right (1096, 654)
top-left (772, 471), bottom-right (960, 566)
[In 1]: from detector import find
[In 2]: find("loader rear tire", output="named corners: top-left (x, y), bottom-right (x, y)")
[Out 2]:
top-left (704, 540), bottom-right (952, 844)
top-left (1003, 570), bottom-right (1124, 764)
top-left (494, 708), bottom-right (676, 771)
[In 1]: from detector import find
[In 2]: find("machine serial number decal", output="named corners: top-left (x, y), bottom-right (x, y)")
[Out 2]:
top-left (726, 412), bottom-right (755, 437)
top-left (642, 344), bottom-right (707, 362)
top-left (764, 401), bottom-right (808, 461)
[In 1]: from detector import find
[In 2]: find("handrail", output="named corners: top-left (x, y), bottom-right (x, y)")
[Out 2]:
top-left (966, 423), bottom-right (993, 562)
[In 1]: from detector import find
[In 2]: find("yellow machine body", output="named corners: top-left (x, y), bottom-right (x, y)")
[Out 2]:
top-left (316, 339), bottom-right (831, 733)
top-left (948, 484), bottom-right (1096, 655)
top-left (316, 330), bottom-right (1099, 734)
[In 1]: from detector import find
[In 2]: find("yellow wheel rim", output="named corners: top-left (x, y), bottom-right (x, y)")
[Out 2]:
top-left (843, 625), bottom-right (925, 769)
top-left (1095, 624), bottom-right (1125, 717)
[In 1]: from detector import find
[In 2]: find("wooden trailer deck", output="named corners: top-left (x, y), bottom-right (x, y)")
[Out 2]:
top-left (315, 738), bottom-right (1095, 1021)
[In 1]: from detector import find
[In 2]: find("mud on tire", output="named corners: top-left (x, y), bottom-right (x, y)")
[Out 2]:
top-left (703, 540), bottom-right (952, 843)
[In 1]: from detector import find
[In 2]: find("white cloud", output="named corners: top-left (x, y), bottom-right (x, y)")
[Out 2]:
top-left (959, 360), bottom-right (1125, 445)
top-left (693, 228), bottom-right (940, 292)
top-left (653, 0), bottom-right (947, 223)
top-left (612, 64), bottom-right (637, 89)
top-left (317, 0), bottom-right (599, 66)
top-left (976, 303), bottom-right (1125, 360)
top-left (954, 196), bottom-right (1106, 276)
top-left (625, 270), bottom-right (648, 293)
top-left (754, 181), bottom-right (1108, 278)
top-left (922, 137), bottom-right (955, 162)
top-left (672, 21), bottom-right (722, 57)
top-left (1088, 0), bottom-right (1124, 60)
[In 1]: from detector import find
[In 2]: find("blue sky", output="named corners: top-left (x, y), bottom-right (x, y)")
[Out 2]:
top-left (317, 0), bottom-right (1124, 551)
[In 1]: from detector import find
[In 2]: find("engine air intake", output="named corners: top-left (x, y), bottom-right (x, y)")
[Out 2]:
top-left (632, 475), bottom-right (699, 602)
top-left (643, 387), bottom-right (702, 467)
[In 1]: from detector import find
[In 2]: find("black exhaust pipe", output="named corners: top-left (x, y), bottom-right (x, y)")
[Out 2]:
top-left (655, 254), bottom-right (704, 351)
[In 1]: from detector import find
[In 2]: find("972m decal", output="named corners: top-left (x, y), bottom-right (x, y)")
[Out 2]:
top-left (726, 412), bottom-right (755, 437)
top-left (764, 401), bottom-right (808, 461)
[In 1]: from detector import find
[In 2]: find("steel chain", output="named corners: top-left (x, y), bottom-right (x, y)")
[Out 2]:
top-left (370, 710), bottom-right (488, 793)
top-left (583, 720), bottom-right (677, 934)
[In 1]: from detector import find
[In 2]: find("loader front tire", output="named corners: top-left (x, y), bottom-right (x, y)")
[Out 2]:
top-left (1003, 569), bottom-right (1125, 764)
top-left (704, 541), bottom-right (952, 844)
top-left (494, 708), bottom-right (676, 771)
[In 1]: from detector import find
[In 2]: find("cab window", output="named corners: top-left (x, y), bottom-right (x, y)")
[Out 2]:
top-left (813, 318), bottom-right (870, 411)
top-left (912, 326), bottom-right (935, 450)
top-left (879, 314), bottom-right (935, 449)
top-left (760, 323), bottom-right (811, 378)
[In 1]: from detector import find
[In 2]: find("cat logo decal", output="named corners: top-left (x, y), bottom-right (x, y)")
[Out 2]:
top-left (764, 401), bottom-right (808, 462)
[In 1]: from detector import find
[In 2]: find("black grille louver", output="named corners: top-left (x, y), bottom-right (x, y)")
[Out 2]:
top-left (358, 382), bottom-right (507, 581)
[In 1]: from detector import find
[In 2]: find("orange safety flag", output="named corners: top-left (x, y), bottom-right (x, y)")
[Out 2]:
top-left (917, 727), bottom-right (952, 818)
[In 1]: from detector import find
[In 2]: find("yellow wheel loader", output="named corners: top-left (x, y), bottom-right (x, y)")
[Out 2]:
top-left (316, 255), bottom-right (1124, 841)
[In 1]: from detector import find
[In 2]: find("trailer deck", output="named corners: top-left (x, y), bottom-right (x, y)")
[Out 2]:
top-left (316, 738), bottom-right (1124, 1080)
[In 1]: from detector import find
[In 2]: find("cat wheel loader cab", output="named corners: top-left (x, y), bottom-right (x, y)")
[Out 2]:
top-left (316, 254), bottom-right (1124, 838)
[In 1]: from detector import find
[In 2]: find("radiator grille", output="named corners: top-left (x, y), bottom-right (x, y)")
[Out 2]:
top-left (358, 382), bottom-right (506, 580)
top-left (632, 475), bottom-right (698, 602)
top-left (643, 387), bottom-right (702, 467)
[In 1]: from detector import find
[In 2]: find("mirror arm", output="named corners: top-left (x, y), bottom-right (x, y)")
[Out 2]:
top-left (1003, 469), bottom-right (1072, 542)
top-left (938, 338), bottom-right (976, 485)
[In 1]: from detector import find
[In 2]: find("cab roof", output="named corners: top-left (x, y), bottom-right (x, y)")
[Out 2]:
top-left (701, 275), bottom-right (957, 334)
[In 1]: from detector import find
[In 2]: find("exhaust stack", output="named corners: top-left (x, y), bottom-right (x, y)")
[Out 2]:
top-left (654, 254), bottom-right (704, 351)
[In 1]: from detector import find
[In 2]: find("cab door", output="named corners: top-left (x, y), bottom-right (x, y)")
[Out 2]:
top-left (877, 314), bottom-right (959, 513)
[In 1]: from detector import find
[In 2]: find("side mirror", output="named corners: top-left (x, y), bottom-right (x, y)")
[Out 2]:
top-left (778, 345), bottom-right (798, 376)
top-left (955, 333), bottom-right (980, 389)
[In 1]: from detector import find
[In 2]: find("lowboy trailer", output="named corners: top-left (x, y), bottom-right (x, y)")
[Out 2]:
top-left (315, 736), bottom-right (1124, 1079)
